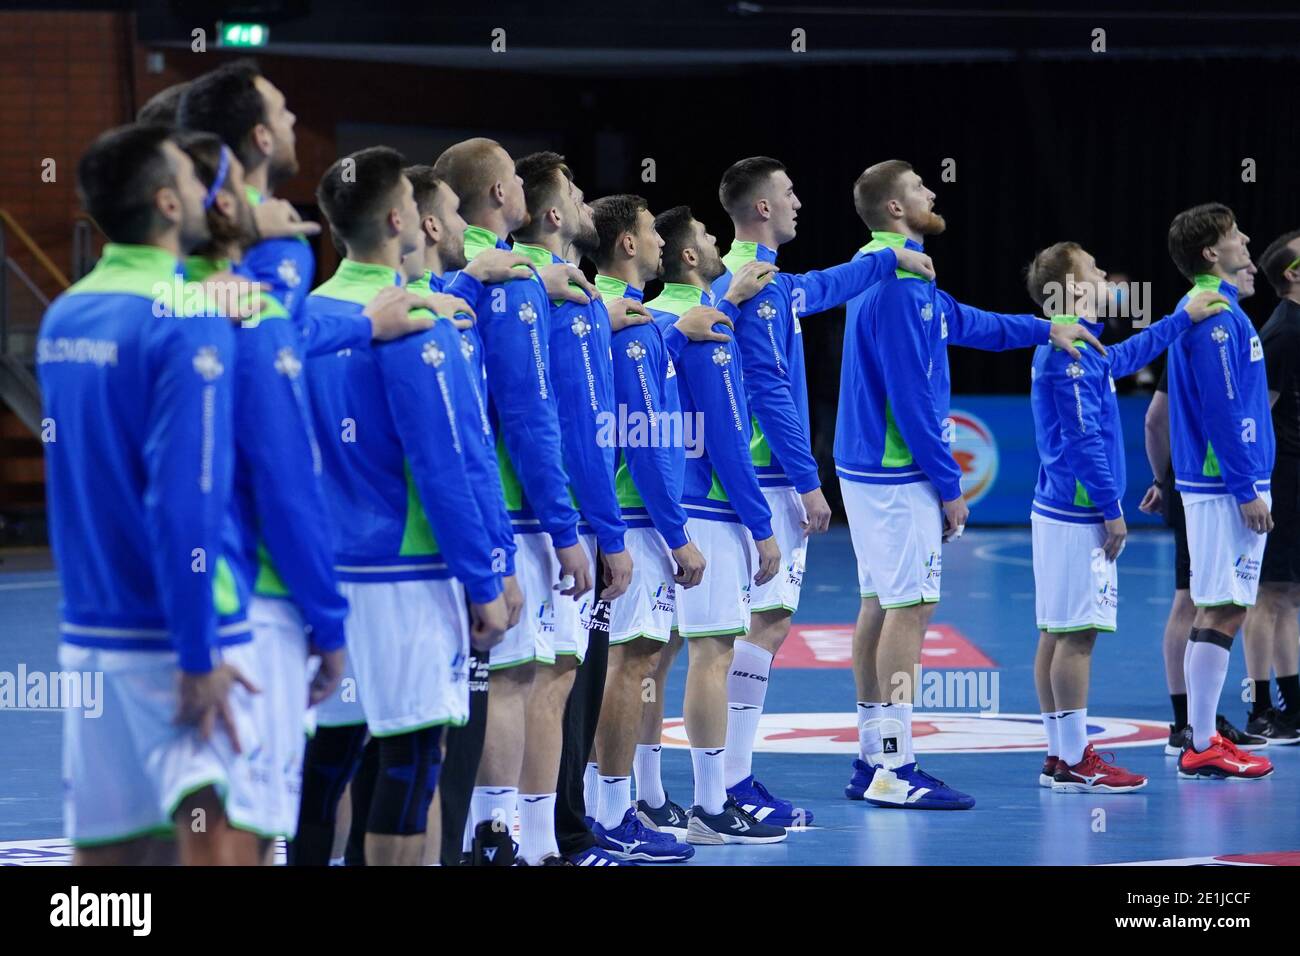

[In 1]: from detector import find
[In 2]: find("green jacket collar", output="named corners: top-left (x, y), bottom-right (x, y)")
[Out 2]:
top-left (464, 224), bottom-right (504, 262)
top-left (99, 243), bottom-right (180, 278)
top-left (512, 240), bottom-right (559, 268)
top-left (659, 282), bottom-right (708, 306)
top-left (183, 255), bottom-right (231, 282)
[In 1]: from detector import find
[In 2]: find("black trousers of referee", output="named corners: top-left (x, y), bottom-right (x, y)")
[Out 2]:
top-left (555, 551), bottom-right (612, 857)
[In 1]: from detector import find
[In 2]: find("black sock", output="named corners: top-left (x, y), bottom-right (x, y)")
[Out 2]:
top-left (1277, 674), bottom-right (1300, 715)
top-left (1170, 693), bottom-right (1188, 730)
top-left (1251, 679), bottom-right (1272, 718)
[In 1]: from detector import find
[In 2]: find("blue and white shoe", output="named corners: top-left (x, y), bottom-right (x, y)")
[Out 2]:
top-left (844, 759), bottom-right (878, 800)
top-left (687, 797), bottom-right (787, 845)
top-left (727, 775), bottom-right (813, 827)
top-left (566, 845), bottom-right (639, 867)
top-left (593, 807), bottom-right (695, 862)
top-left (864, 762), bottom-right (975, 810)
top-left (635, 792), bottom-right (690, 839)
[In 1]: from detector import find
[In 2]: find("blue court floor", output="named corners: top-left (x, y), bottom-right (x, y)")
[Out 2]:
top-left (3, 528), bottom-right (1299, 866)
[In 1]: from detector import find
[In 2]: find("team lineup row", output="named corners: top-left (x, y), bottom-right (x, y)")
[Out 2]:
top-left (37, 57), bottom-right (1295, 866)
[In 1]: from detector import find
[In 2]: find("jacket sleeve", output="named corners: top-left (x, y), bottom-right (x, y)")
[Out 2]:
top-left (375, 326), bottom-right (503, 604)
top-left (299, 294), bottom-right (373, 358)
top-left (678, 332), bottom-right (773, 540)
top-left (940, 290), bottom-right (1051, 352)
top-left (611, 330), bottom-right (690, 549)
top-left (143, 314), bottom-right (234, 673)
top-left (442, 270), bottom-right (486, 315)
top-left (1108, 309), bottom-right (1192, 380)
top-left (873, 281), bottom-right (965, 502)
top-left (734, 284), bottom-right (821, 493)
top-left (1184, 319), bottom-right (1265, 504)
top-left (447, 323), bottom-right (518, 578)
top-left (241, 236), bottom-right (315, 321)
top-left (789, 247), bottom-right (898, 315)
top-left (234, 316), bottom-right (349, 652)
top-left (478, 280), bottom-right (580, 547)
top-left (550, 301), bottom-right (626, 554)
top-left (1047, 352), bottom-right (1122, 519)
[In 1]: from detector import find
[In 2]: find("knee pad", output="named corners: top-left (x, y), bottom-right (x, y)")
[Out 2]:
top-left (367, 726), bottom-right (444, 836)
top-left (298, 723), bottom-right (369, 826)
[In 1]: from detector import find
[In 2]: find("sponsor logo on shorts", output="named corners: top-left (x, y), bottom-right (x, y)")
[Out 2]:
top-left (923, 551), bottom-right (942, 581)
top-left (653, 582), bottom-right (676, 613)
top-left (1096, 581), bottom-right (1118, 609)
top-left (1234, 554), bottom-right (1261, 582)
top-left (537, 599), bottom-right (555, 633)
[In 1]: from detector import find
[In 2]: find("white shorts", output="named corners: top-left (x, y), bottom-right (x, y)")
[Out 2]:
top-left (1030, 515), bottom-right (1118, 633)
top-left (219, 597), bottom-right (311, 838)
top-left (841, 479), bottom-right (943, 608)
top-left (748, 486), bottom-right (809, 614)
top-left (311, 648), bottom-right (364, 729)
top-left (60, 644), bottom-right (250, 848)
top-left (1184, 491), bottom-right (1271, 608)
top-left (674, 517), bottom-right (753, 637)
top-left (608, 527), bottom-right (677, 645)
top-left (493, 533), bottom-right (593, 669)
top-left (339, 578), bottom-right (470, 735)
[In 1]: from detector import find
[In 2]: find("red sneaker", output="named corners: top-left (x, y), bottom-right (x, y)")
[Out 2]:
top-left (1039, 755), bottom-right (1060, 788)
top-left (1178, 734), bottom-right (1274, 781)
top-left (1052, 744), bottom-right (1148, 793)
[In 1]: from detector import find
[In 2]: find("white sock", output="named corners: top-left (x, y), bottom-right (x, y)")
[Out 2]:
top-left (328, 855), bottom-right (345, 866)
top-left (878, 702), bottom-right (913, 768)
top-left (857, 701), bottom-right (884, 762)
top-left (724, 640), bottom-right (772, 787)
top-left (467, 785), bottom-right (517, 852)
top-left (516, 793), bottom-right (557, 865)
top-left (595, 775), bottom-right (631, 830)
top-left (1058, 709), bottom-right (1088, 765)
top-left (1041, 711), bottom-right (1061, 757)
top-left (1188, 635), bottom-right (1231, 751)
top-left (690, 747), bottom-right (727, 815)
top-left (582, 762), bottom-right (599, 815)
top-left (633, 744), bottom-right (665, 808)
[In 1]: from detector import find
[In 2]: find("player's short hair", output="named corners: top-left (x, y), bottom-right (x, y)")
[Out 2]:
top-left (1024, 241), bottom-right (1084, 310)
top-left (171, 130), bottom-right (244, 252)
top-left (653, 205), bottom-right (696, 282)
top-left (1258, 228), bottom-right (1300, 296)
top-left (317, 146), bottom-right (407, 249)
top-left (136, 82), bottom-right (189, 126)
top-left (591, 194), bottom-right (648, 267)
top-left (1167, 202), bottom-right (1237, 281)
top-left (718, 156), bottom-right (786, 218)
top-left (853, 159), bottom-right (914, 231)
top-left (76, 124), bottom-right (177, 244)
top-left (515, 151), bottom-right (573, 238)
top-left (177, 58), bottom-right (266, 169)
top-left (431, 137), bottom-right (506, 218)
top-left (403, 164), bottom-right (444, 219)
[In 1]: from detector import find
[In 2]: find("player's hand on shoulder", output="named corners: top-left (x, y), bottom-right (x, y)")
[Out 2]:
top-left (423, 292), bottom-right (475, 323)
top-left (671, 541), bottom-right (706, 589)
top-left (252, 198), bottom-right (321, 239)
top-left (675, 305), bottom-right (733, 343)
top-left (753, 535), bottom-right (781, 586)
top-left (364, 287), bottom-right (431, 339)
top-left (723, 260), bottom-right (779, 305)
top-left (1185, 290), bottom-right (1230, 323)
top-left (608, 297), bottom-right (652, 332)
top-left (466, 248), bottom-right (533, 284)
top-left (1049, 320), bottom-right (1106, 359)
top-left (894, 248), bottom-right (935, 281)
top-left (539, 263), bottom-right (594, 304)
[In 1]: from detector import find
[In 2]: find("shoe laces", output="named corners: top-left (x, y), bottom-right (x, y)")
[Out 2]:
top-left (725, 796), bottom-right (762, 825)
top-left (911, 766), bottom-right (948, 788)
top-left (1214, 734), bottom-right (1248, 760)
top-left (1080, 745), bottom-right (1120, 772)
top-left (748, 777), bottom-right (776, 802)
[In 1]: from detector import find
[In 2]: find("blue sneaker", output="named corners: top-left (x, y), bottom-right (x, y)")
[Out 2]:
top-left (864, 762), bottom-right (975, 810)
top-left (844, 759), bottom-right (878, 800)
top-left (727, 775), bottom-right (813, 827)
top-left (687, 797), bottom-right (786, 845)
top-left (593, 807), bottom-right (695, 862)
top-left (566, 845), bottom-right (639, 866)
top-left (635, 792), bottom-right (689, 839)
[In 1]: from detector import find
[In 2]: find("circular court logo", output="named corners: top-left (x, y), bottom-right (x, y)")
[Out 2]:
top-left (660, 712), bottom-right (1168, 754)
top-left (949, 409), bottom-right (997, 506)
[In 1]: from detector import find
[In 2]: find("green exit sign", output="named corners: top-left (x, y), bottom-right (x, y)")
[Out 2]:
top-left (217, 22), bottom-right (269, 48)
